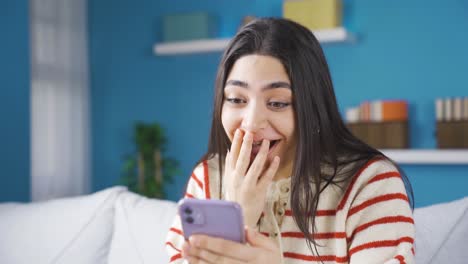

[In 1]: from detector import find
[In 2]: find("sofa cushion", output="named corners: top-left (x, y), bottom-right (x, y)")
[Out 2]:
top-left (107, 191), bottom-right (178, 264)
top-left (414, 196), bottom-right (468, 264)
top-left (0, 186), bottom-right (126, 264)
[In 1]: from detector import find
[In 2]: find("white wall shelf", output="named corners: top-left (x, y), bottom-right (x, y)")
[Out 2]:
top-left (380, 149), bottom-right (468, 165)
top-left (154, 27), bottom-right (354, 55)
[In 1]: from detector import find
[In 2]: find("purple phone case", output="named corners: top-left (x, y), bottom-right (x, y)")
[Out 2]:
top-left (178, 198), bottom-right (245, 243)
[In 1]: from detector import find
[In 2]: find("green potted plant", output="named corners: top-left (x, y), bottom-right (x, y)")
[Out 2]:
top-left (121, 122), bottom-right (180, 198)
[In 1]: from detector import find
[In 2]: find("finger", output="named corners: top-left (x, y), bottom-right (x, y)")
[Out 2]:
top-left (229, 129), bottom-right (243, 169)
top-left (244, 139), bottom-right (269, 188)
top-left (189, 246), bottom-right (247, 264)
top-left (186, 244), bottom-right (220, 264)
top-left (224, 149), bottom-right (242, 192)
top-left (258, 156), bottom-right (280, 190)
top-left (235, 131), bottom-right (253, 175)
top-left (182, 241), bottom-right (190, 258)
top-left (245, 226), bottom-right (277, 251)
top-left (189, 235), bottom-right (255, 261)
top-left (185, 256), bottom-right (202, 264)
top-left (188, 254), bottom-right (244, 264)
top-left (224, 150), bottom-right (231, 173)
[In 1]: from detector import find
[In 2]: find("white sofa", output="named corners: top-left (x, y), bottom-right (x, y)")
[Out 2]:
top-left (0, 186), bottom-right (466, 264)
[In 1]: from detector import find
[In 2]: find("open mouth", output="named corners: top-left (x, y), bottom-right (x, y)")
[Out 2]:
top-left (251, 139), bottom-right (280, 158)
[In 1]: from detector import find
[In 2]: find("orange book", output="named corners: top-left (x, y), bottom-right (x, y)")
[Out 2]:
top-left (380, 100), bottom-right (408, 121)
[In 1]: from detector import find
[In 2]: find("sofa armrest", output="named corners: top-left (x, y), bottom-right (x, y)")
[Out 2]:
top-left (0, 186), bottom-right (126, 264)
top-left (108, 191), bottom-right (178, 264)
top-left (414, 196), bottom-right (468, 264)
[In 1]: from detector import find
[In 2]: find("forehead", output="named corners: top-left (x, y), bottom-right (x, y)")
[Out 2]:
top-left (226, 55), bottom-right (290, 85)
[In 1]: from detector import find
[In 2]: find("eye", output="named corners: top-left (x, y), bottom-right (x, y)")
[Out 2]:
top-left (268, 101), bottom-right (291, 110)
top-left (226, 97), bottom-right (247, 104)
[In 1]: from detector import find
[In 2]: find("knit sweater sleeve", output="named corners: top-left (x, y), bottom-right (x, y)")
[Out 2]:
top-left (165, 161), bottom-right (211, 264)
top-left (343, 159), bottom-right (415, 264)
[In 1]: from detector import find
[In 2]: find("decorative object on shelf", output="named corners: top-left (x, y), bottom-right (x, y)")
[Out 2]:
top-left (346, 100), bottom-right (409, 149)
top-left (162, 12), bottom-right (218, 42)
top-left (240, 15), bottom-right (257, 28)
top-left (120, 122), bottom-right (181, 198)
top-left (283, 0), bottom-right (342, 30)
top-left (154, 2), bottom-right (354, 56)
top-left (435, 97), bottom-right (468, 148)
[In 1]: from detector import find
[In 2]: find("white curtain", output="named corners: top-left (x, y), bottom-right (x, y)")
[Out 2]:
top-left (30, 0), bottom-right (90, 201)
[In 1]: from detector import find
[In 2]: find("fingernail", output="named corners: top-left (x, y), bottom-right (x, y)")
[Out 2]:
top-left (182, 243), bottom-right (190, 252)
top-left (244, 131), bottom-right (252, 140)
top-left (246, 226), bottom-right (256, 237)
top-left (189, 236), bottom-right (200, 247)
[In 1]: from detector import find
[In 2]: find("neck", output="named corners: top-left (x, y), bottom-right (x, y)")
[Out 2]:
top-left (273, 160), bottom-right (293, 181)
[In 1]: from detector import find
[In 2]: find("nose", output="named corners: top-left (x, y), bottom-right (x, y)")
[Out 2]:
top-left (240, 102), bottom-right (267, 133)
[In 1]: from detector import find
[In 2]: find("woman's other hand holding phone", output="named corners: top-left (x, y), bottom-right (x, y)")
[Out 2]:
top-left (224, 129), bottom-right (280, 228)
top-left (182, 226), bottom-right (282, 264)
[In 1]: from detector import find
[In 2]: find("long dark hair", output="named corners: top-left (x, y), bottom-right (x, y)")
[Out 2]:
top-left (201, 18), bottom-right (413, 255)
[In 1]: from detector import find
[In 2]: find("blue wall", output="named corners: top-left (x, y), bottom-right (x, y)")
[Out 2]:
top-left (89, 0), bottom-right (468, 208)
top-left (0, 1), bottom-right (31, 202)
top-left (325, 1), bottom-right (468, 207)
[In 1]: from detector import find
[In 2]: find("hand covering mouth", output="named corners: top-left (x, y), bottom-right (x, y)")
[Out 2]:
top-left (251, 139), bottom-right (280, 156)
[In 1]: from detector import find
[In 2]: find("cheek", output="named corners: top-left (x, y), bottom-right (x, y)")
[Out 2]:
top-left (221, 107), bottom-right (236, 140)
top-left (285, 119), bottom-right (295, 139)
top-left (286, 110), bottom-right (296, 139)
top-left (273, 113), bottom-right (295, 139)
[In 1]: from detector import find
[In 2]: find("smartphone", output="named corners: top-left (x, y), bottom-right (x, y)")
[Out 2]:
top-left (178, 198), bottom-right (245, 243)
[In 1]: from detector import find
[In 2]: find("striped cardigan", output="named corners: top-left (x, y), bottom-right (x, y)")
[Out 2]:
top-left (165, 157), bottom-right (415, 264)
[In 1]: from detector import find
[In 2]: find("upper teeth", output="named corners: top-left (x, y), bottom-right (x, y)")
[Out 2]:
top-left (253, 141), bottom-right (262, 146)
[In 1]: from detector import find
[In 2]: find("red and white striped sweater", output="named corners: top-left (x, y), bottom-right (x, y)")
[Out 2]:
top-left (165, 157), bottom-right (415, 264)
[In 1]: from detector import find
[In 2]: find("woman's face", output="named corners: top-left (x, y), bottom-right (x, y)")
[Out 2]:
top-left (221, 55), bottom-right (296, 179)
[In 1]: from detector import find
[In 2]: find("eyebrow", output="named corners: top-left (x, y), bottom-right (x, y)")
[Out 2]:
top-left (225, 80), bottom-right (291, 90)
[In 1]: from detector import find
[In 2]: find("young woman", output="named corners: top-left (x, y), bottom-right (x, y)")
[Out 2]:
top-left (165, 18), bottom-right (415, 264)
